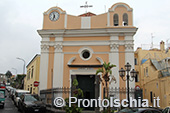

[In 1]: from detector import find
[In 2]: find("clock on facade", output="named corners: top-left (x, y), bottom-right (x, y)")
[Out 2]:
top-left (49, 11), bottom-right (60, 21)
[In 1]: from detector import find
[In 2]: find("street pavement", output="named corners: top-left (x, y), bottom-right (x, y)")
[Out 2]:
top-left (0, 95), bottom-right (20, 113)
top-left (0, 91), bottom-right (50, 113)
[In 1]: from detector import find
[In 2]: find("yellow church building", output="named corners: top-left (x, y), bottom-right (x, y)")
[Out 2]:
top-left (38, 2), bottom-right (137, 100)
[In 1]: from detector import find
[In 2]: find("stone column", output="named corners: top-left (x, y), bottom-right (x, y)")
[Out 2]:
top-left (109, 35), bottom-right (120, 99)
top-left (53, 43), bottom-right (64, 88)
top-left (39, 44), bottom-right (49, 91)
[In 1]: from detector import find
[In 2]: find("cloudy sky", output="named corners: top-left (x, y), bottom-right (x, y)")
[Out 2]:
top-left (0, 0), bottom-right (170, 74)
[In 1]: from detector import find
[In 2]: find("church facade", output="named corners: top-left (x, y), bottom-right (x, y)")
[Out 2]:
top-left (38, 2), bottom-right (137, 99)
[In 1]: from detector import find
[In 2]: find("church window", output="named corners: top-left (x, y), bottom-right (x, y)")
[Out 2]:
top-left (113, 14), bottom-right (119, 26)
top-left (82, 50), bottom-right (90, 59)
top-left (79, 47), bottom-right (93, 61)
top-left (123, 13), bottom-right (128, 26)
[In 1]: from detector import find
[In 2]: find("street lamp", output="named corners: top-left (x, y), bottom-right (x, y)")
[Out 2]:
top-left (12, 68), bottom-right (18, 75)
top-left (119, 62), bottom-right (137, 107)
top-left (16, 57), bottom-right (26, 74)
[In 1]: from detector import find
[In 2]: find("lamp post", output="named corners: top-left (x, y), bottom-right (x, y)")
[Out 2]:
top-left (12, 68), bottom-right (17, 75)
top-left (119, 62), bottom-right (137, 107)
top-left (16, 57), bottom-right (26, 74)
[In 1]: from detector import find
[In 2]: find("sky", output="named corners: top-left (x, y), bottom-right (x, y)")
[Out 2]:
top-left (0, 0), bottom-right (170, 74)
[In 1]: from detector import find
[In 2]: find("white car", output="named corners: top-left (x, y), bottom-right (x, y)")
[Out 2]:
top-left (8, 86), bottom-right (13, 92)
top-left (14, 89), bottom-right (30, 107)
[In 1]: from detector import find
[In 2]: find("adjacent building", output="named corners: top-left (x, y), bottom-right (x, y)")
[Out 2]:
top-left (24, 54), bottom-right (40, 94)
top-left (38, 2), bottom-right (137, 100)
top-left (135, 41), bottom-right (170, 108)
top-left (0, 73), bottom-right (7, 84)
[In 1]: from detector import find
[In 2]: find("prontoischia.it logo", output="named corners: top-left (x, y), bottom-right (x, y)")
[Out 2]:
top-left (54, 97), bottom-right (160, 108)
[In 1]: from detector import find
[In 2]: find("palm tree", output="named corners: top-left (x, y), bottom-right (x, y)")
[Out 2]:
top-left (96, 62), bottom-right (116, 113)
top-left (96, 62), bottom-right (116, 88)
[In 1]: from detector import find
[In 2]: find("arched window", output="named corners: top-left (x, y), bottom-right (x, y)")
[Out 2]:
top-left (123, 13), bottom-right (128, 26)
top-left (113, 14), bottom-right (119, 26)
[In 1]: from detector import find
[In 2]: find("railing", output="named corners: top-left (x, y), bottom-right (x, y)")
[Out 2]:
top-left (40, 87), bottom-right (142, 110)
top-left (40, 87), bottom-right (73, 108)
top-left (104, 87), bottom-right (142, 100)
top-left (159, 67), bottom-right (170, 77)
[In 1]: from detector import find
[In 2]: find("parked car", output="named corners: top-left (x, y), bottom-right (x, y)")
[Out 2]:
top-left (14, 90), bottom-right (30, 107)
top-left (18, 94), bottom-right (46, 113)
top-left (6, 83), bottom-right (10, 86)
top-left (11, 88), bottom-right (16, 101)
top-left (162, 107), bottom-right (170, 113)
top-left (6, 86), bottom-right (13, 92)
top-left (0, 88), bottom-right (6, 108)
top-left (9, 87), bottom-right (14, 98)
top-left (116, 108), bottom-right (162, 113)
top-left (0, 83), bottom-right (6, 89)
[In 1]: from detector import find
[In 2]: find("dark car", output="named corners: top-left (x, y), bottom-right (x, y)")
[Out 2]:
top-left (18, 94), bottom-right (46, 113)
top-left (117, 108), bottom-right (162, 113)
top-left (162, 107), bottom-right (170, 113)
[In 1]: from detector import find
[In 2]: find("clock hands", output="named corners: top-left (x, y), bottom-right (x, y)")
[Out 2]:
top-left (53, 13), bottom-right (56, 20)
top-left (49, 12), bottom-right (59, 21)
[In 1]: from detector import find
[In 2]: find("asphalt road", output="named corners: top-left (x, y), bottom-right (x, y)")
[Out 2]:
top-left (0, 95), bottom-right (20, 113)
top-left (0, 91), bottom-right (51, 113)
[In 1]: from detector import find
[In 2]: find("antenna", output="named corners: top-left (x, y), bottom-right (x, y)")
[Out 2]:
top-left (150, 33), bottom-right (155, 49)
top-left (165, 39), bottom-right (170, 53)
top-left (166, 39), bottom-right (170, 48)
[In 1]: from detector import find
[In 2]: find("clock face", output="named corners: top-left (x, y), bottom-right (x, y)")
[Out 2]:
top-left (49, 11), bottom-right (60, 21)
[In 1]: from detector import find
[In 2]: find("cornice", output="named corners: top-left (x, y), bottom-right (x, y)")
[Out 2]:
top-left (37, 28), bottom-right (138, 38)
top-left (41, 40), bottom-right (134, 46)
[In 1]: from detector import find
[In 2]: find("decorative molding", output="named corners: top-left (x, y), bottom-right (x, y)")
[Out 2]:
top-left (37, 28), bottom-right (138, 38)
top-left (70, 68), bottom-right (96, 76)
top-left (44, 7), bottom-right (66, 15)
top-left (67, 57), bottom-right (76, 65)
top-left (96, 57), bottom-right (104, 65)
top-left (41, 45), bottom-right (49, 53)
top-left (41, 40), bottom-right (134, 52)
top-left (125, 44), bottom-right (134, 51)
top-left (109, 4), bottom-right (133, 12)
top-left (54, 44), bottom-right (63, 52)
top-left (63, 52), bottom-right (110, 54)
top-left (110, 43), bottom-right (119, 52)
top-left (78, 47), bottom-right (93, 61)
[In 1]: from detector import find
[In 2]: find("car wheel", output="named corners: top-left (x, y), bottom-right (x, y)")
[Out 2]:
top-left (22, 109), bottom-right (27, 113)
top-left (17, 105), bottom-right (20, 111)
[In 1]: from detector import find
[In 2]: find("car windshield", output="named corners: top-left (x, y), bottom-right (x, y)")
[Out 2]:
top-left (0, 84), bottom-right (5, 86)
top-left (24, 95), bottom-right (41, 102)
top-left (18, 92), bottom-right (29, 97)
top-left (0, 91), bottom-right (5, 98)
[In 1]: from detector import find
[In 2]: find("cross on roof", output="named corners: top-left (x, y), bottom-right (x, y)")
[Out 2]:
top-left (80, 1), bottom-right (93, 13)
